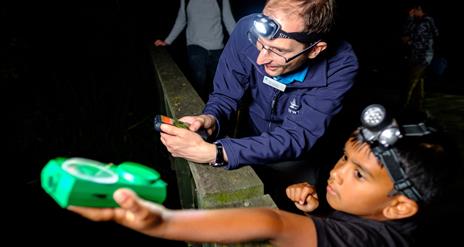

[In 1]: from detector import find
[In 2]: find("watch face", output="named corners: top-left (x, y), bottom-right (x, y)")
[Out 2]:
top-left (210, 162), bottom-right (226, 167)
top-left (62, 158), bottom-right (118, 184)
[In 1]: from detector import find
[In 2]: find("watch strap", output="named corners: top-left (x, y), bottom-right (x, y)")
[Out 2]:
top-left (210, 142), bottom-right (226, 167)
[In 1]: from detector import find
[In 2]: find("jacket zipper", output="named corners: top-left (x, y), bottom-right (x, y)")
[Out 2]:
top-left (269, 90), bottom-right (282, 130)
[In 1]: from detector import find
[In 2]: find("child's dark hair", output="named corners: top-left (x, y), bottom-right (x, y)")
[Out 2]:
top-left (394, 127), bottom-right (456, 204)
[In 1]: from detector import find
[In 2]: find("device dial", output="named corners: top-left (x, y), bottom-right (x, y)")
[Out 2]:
top-left (62, 158), bottom-right (118, 184)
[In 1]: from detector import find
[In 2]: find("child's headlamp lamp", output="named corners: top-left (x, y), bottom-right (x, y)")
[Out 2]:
top-left (359, 104), bottom-right (432, 202)
top-left (250, 14), bottom-right (321, 44)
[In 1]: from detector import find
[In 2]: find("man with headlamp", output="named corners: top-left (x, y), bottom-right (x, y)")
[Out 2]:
top-left (159, 0), bottom-right (359, 208)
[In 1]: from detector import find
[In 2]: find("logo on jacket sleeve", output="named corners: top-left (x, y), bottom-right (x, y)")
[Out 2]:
top-left (288, 98), bottom-right (300, 114)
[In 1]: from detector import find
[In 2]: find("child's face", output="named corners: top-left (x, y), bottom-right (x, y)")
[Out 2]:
top-left (326, 138), bottom-right (395, 220)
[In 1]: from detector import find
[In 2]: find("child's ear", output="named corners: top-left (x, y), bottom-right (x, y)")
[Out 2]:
top-left (382, 195), bottom-right (419, 220)
top-left (307, 42), bottom-right (327, 59)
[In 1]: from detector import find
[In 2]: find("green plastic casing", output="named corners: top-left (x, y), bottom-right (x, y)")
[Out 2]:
top-left (41, 157), bottom-right (167, 208)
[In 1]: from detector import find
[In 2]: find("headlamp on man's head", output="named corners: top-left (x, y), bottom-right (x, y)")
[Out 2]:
top-left (250, 14), bottom-right (320, 44)
top-left (359, 104), bottom-right (432, 202)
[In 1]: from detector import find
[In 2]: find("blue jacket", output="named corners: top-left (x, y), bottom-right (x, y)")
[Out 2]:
top-left (203, 14), bottom-right (359, 169)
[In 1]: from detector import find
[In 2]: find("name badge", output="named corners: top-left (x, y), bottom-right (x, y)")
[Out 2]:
top-left (263, 76), bottom-right (286, 92)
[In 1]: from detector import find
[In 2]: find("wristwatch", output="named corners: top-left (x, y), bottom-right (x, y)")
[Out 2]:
top-left (210, 142), bottom-right (226, 167)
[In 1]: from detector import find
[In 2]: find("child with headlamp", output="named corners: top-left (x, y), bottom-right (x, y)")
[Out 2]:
top-left (70, 104), bottom-right (457, 247)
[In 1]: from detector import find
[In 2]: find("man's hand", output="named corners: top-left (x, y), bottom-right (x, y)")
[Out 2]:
top-left (179, 114), bottom-right (217, 136)
top-left (160, 123), bottom-right (217, 164)
top-left (286, 182), bottom-right (319, 213)
top-left (68, 189), bottom-right (167, 235)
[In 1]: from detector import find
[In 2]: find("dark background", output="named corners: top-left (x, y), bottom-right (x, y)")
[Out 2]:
top-left (3, 0), bottom-right (461, 245)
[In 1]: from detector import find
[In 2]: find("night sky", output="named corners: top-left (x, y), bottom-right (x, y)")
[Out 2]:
top-left (3, 0), bottom-right (461, 245)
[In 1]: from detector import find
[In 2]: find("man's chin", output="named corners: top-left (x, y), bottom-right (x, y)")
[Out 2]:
top-left (264, 66), bottom-right (283, 77)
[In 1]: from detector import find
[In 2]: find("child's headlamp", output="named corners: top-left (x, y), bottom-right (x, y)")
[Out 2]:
top-left (359, 104), bottom-right (432, 202)
top-left (250, 14), bottom-right (321, 44)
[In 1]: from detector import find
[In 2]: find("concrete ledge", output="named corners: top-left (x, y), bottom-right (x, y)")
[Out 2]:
top-left (190, 165), bottom-right (275, 209)
top-left (151, 45), bottom-right (204, 118)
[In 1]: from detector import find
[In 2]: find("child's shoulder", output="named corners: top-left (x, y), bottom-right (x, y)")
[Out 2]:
top-left (312, 211), bottom-right (416, 247)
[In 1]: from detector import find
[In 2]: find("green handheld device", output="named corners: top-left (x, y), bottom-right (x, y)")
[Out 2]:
top-left (41, 157), bottom-right (167, 208)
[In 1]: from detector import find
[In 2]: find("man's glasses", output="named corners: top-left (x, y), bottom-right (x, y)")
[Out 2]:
top-left (251, 33), bottom-right (320, 64)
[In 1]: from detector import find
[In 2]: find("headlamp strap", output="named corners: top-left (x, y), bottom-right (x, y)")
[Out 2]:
top-left (374, 147), bottom-right (423, 202)
top-left (285, 32), bottom-right (322, 45)
top-left (402, 123), bottom-right (432, 136)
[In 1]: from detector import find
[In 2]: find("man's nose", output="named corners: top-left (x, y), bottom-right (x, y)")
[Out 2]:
top-left (256, 48), bottom-right (272, 65)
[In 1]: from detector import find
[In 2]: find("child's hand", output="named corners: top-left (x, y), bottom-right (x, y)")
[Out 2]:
top-left (286, 182), bottom-right (319, 213)
top-left (69, 189), bottom-right (167, 235)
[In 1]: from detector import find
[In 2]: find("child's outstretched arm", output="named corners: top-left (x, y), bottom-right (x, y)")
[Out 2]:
top-left (69, 188), bottom-right (317, 247)
top-left (286, 182), bottom-right (319, 213)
